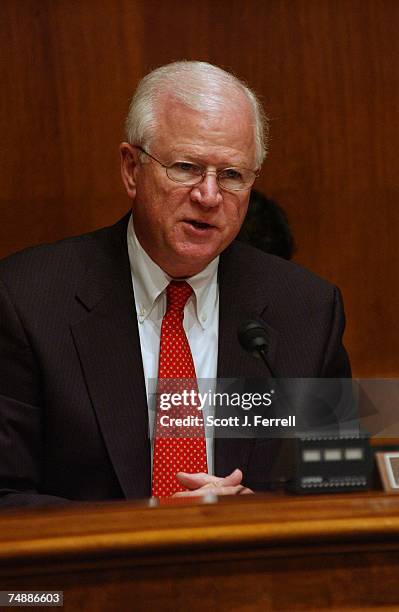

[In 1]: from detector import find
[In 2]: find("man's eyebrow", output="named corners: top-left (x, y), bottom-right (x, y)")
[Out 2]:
top-left (167, 149), bottom-right (204, 161)
top-left (170, 153), bottom-right (250, 168)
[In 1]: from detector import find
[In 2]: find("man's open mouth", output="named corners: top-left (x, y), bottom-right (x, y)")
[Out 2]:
top-left (185, 220), bottom-right (214, 230)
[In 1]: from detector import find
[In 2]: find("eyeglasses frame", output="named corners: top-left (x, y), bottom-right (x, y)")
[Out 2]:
top-left (133, 145), bottom-right (259, 192)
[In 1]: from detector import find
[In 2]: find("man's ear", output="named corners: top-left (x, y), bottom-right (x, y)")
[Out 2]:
top-left (120, 142), bottom-right (139, 199)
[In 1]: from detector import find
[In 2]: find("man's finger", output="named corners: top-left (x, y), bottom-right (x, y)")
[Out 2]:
top-left (219, 468), bottom-right (243, 486)
top-left (176, 472), bottom-right (220, 489)
top-left (238, 487), bottom-right (254, 495)
top-left (176, 468), bottom-right (243, 490)
top-left (173, 485), bottom-right (245, 498)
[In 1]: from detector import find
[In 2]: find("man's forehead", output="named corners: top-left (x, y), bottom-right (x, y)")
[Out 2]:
top-left (157, 87), bottom-right (252, 119)
top-left (152, 95), bottom-right (256, 161)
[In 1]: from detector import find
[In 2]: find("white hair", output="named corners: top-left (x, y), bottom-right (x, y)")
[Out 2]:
top-left (124, 60), bottom-right (269, 167)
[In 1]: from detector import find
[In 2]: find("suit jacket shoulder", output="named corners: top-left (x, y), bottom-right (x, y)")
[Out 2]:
top-left (218, 240), bottom-right (351, 379)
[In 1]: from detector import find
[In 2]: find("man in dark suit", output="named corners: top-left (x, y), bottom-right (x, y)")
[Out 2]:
top-left (0, 61), bottom-right (350, 506)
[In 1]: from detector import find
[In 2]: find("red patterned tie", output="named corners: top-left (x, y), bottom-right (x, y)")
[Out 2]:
top-left (152, 281), bottom-right (208, 498)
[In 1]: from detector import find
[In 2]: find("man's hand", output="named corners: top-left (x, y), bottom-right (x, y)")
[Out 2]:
top-left (173, 468), bottom-right (253, 497)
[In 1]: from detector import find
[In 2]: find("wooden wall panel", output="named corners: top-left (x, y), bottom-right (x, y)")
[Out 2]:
top-left (0, 0), bottom-right (398, 376)
top-left (0, 0), bottom-right (143, 251)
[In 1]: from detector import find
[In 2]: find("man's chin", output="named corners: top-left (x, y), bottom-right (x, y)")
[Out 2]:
top-left (167, 244), bottom-right (221, 277)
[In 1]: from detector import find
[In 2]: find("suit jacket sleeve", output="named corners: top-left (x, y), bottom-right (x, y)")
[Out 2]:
top-left (320, 285), bottom-right (351, 378)
top-left (0, 279), bottom-right (69, 506)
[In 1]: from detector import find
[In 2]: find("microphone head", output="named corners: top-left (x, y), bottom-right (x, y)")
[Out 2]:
top-left (237, 319), bottom-right (269, 358)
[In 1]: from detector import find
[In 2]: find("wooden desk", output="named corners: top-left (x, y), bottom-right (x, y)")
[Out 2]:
top-left (1, 491), bottom-right (399, 610)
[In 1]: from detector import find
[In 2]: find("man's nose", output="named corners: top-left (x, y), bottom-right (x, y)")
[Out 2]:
top-left (190, 172), bottom-right (223, 207)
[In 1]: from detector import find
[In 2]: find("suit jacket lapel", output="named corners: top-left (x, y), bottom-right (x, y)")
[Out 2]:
top-left (70, 215), bottom-right (151, 499)
top-left (215, 242), bottom-right (279, 478)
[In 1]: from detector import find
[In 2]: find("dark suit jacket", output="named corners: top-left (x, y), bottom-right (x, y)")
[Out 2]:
top-left (0, 214), bottom-right (350, 506)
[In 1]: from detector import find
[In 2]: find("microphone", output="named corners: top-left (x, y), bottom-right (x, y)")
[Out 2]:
top-left (237, 319), bottom-right (371, 494)
top-left (237, 319), bottom-right (276, 376)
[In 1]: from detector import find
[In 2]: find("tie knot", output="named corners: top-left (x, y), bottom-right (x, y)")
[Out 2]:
top-left (166, 281), bottom-right (193, 312)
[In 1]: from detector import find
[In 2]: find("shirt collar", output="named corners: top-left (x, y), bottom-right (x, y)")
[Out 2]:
top-left (127, 214), bottom-right (219, 329)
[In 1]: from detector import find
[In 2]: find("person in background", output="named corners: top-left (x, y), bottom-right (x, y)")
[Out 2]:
top-left (238, 190), bottom-right (295, 260)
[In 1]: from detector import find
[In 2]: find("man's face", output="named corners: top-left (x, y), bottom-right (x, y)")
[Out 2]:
top-left (120, 94), bottom-right (257, 278)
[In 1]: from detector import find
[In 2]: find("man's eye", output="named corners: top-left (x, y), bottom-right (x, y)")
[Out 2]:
top-left (219, 168), bottom-right (243, 180)
top-left (172, 162), bottom-right (202, 174)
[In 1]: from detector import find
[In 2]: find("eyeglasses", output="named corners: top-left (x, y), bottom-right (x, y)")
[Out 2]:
top-left (134, 146), bottom-right (259, 192)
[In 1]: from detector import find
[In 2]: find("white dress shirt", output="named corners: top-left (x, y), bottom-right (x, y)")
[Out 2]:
top-left (127, 214), bottom-right (219, 474)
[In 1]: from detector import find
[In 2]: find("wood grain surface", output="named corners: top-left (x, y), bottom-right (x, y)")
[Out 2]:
top-left (2, 492), bottom-right (399, 610)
